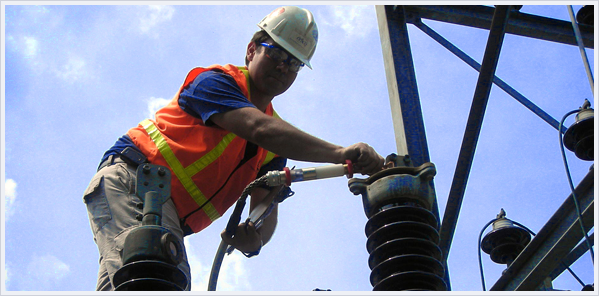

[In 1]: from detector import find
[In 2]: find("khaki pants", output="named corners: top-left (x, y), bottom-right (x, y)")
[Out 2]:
top-left (83, 158), bottom-right (191, 290)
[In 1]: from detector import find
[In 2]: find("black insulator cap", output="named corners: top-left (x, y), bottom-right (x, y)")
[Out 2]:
top-left (576, 5), bottom-right (594, 26)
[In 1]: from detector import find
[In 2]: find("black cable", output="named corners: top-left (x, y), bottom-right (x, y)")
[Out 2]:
top-left (478, 218), bottom-right (498, 291)
top-left (207, 240), bottom-right (228, 291)
top-left (559, 109), bottom-right (595, 262)
top-left (208, 176), bottom-right (268, 291)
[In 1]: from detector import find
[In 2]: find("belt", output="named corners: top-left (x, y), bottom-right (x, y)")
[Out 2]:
top-left (97, 155), bottom-right (127, 171)
top-left (97, 148), bottom-right (149, 172)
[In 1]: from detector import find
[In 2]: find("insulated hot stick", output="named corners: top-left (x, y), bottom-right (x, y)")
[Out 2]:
top-left (223, 159), bottom-right (354, 253)
top-left (266, 160), bottom-right (354, 187)
top-left (225, 160), bottom-right (354, 242)
top-left (211, 160), bottom-right (356, 291)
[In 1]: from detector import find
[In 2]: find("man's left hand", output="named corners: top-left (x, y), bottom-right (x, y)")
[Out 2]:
top-left (221, 221), bottom-right (262, 254)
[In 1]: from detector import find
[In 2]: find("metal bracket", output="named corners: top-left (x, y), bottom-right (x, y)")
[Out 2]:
top-left (136, 164), bottom-right (171, 226)
top-left (136, 164), bottom-right (171, 203)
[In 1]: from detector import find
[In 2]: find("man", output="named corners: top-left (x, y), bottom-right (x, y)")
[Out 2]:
top-left (83, 6), bottom-right (384, 291)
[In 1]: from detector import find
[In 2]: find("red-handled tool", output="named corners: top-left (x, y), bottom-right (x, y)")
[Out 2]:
top-left (266, 160), bottom-right (354, 187)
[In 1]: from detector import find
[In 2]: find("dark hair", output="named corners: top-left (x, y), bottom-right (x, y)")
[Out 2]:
top-left (245, 30), bottom-right (272, 66)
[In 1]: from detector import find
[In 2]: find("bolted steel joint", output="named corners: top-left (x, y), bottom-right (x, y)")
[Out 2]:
top-left (158, 167), bottom-right (167, 176)
top-left (142, 164), bottom-right (152, 174)
top-left (348, 158), bottom-right (436, 218)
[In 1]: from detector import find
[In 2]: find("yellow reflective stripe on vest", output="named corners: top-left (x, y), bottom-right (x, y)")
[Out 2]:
top-left (141, 119), bottom-right (221, 222)
top-left (185, 133), bottom-right (237, 176)
top-left (262, 151), bottom-right (276, 166)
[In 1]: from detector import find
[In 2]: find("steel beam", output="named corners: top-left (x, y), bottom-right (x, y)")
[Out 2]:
top-left (490, 167), bottom-right (595, 291)
top-left (402, 5), bottom-right (594, 48)
top-left (412, 20), bottom-right (567, 134)
top-left (548, 233), bottom-right (595, 281)
top-left (376, 5), bottom-right (430, 165)
top-left (375, 5), bottom-right (446, 289)
top-left (438, 5), bottom-right (512, 263)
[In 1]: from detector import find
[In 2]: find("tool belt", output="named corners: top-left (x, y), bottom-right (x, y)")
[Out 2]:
top-left (98, 147), bottom-right (148, 172)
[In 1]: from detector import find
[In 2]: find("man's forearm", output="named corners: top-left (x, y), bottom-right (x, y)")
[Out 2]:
top-left (251, 116), bottom-right (345, 164)
top-left (211, 106), bottom-right (385, 175)
top-left (211, 107), bottom-right (344, 164)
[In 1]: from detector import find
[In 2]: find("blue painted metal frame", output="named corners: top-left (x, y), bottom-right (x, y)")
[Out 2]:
top-left (383, 5), bottom-right (432, 166)
top-left (437, 4), bottom-right (512, 265)
top-left (490, 168), bottom-right (594, 290)
top-left (412, 20), bottom-right (567, 134)
top-left (381, 5), bottom-right (448, 289)
top-left (402, 5), bottom-right (594, 48)
top-left (548, 232), bottom-right (594, 281)
top-left (379, 4), bottom-right (594, 291)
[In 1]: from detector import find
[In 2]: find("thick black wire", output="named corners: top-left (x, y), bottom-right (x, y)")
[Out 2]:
top-left (478, 218), bottom-right (587, 290)
top-left (208, 176), bottom-right (268, 291)
top-left (559, 109), bottom-right (595, 262)
top-left (478, 218), bottom-right (498, 291)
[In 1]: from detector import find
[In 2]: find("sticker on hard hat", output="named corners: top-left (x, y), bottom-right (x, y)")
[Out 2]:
top-left (271, 7), bottom-right (285, 17)
top-left (290, 30), bottom-right (312, 51)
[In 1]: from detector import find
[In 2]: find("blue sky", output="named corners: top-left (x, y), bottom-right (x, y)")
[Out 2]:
top-left (2, 2), bottom-right (596, 292)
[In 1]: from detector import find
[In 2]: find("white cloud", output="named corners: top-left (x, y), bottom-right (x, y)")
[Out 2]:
top-left (184, 237), bottom-right (209, 290)
top-left (6, 35), bottom-right (39, 60)
top-left (23, 36), bottom-right (39, 58)
top-left (215, 252), bottom-right (251, 291)
top-left (4, 179), bottom-right (17, 221)
top-left (185, 237), bottom-right (251, 291)
top-left (147, 97), bottom-right (171, 119)
top-left (138, 5), bottom-right (175, 37)
top-left (8, 33), bottom-right (88, 82)
top-left (21, 254), bottom-right (70, 290)
top-left (55, 56), bottom-right (87, 82)
top-left (328, 6), bottom-right (376, 38)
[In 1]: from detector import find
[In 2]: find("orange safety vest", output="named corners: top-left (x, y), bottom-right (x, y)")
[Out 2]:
top-left (127, 64), bottom-right (278, 234)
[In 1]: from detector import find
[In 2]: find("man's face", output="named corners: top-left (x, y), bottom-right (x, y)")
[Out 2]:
top-left (247, 39), bottom-right (298, 98)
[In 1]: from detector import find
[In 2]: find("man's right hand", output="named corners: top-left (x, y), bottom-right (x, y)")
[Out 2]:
top-left (340, 143), bottom-right (384, 176)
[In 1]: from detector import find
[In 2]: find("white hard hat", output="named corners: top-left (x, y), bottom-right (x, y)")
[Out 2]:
top-left (257, 6), bottom-right (318, 69)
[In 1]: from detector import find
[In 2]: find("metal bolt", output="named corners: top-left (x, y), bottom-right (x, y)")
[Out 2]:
top-left (135, 214), bottom-right (143, 221)
top-left (158, 167), bottom-right (166, 176)
top-left (142, 165), bottom-right (151, 174)
top-left (136, 202), bottom-right (144, 210)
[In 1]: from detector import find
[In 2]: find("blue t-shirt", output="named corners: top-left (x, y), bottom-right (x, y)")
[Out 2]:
top-left (99, 69), bottom-right (287, 175)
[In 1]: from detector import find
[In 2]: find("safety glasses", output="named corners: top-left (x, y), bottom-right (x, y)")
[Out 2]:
top-left (260, 43), bottom-right (305, 73)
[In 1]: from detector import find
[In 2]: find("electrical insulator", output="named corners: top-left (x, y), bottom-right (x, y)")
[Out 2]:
top-left (113, 164), bottom-right (189, 291)
top-left (576, 5), bottom-right (594, 26)
top-left (563, 100), bottom-right (594, 161)
top-left (349, 154), bottom-right (447, 291)
top-left (481, 209), bottom-right (531, 267)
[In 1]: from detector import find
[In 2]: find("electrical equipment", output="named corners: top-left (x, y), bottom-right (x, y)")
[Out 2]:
top-left (481, 209), bottom-right (531, 267)
top-left (563, 99), bottom-right (594, 161)
top-left (349, 154), bottom-right (447, 291)
top-left (113, 164), bottom-right (188, 291)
